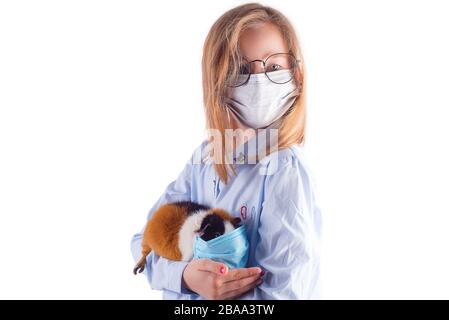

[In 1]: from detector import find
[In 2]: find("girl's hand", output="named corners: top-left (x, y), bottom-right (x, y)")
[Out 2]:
top-left (182, 258), bottom-right (264, 300)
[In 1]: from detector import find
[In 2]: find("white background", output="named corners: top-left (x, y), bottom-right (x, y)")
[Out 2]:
top-left (1, 0), bottom-right (448, 299)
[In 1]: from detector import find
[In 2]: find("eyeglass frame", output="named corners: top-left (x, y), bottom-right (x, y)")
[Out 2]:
top-left (227, 52), bottom-right (301, 88)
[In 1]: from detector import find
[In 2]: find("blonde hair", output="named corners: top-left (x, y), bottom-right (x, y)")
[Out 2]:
top-left (202, 2), bottom-right (307, 184)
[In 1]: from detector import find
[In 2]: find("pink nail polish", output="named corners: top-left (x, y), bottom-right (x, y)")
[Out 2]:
top-left (220, 266), bottom-right (226, 274)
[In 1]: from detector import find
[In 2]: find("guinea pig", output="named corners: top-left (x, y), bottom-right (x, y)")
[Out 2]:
top-left (133, 201), bottom-right (241, 275)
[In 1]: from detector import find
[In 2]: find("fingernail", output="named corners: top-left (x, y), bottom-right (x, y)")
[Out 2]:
top-left (260, 270), bottom-right (265, 276)
top-left (220, 266), bottom-right (226, 274)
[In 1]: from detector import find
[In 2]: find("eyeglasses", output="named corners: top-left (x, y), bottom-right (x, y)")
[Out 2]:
top-left (227, 52), bottom-right (300, 87)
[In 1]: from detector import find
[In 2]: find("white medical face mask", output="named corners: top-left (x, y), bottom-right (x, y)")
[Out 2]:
top-left (224, 69), bottom-right (300, 129)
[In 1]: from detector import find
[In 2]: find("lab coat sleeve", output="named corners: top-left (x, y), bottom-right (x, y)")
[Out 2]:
top-left (240, 159), bottom-right (321, 299)
top-left (130, 143), bottom-right (204, 296)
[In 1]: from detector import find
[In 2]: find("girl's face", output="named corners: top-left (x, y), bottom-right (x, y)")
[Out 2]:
top-left (228, 23), bottom-right (291, 134)
top-left (238, 23), bottom-right (289, 74)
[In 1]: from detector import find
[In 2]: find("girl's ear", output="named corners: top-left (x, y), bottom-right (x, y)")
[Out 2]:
top-left (231, 217), bottom-right (241, 228)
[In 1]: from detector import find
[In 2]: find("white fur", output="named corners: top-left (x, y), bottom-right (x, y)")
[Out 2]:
top-left (224, 221), bottom-right (234, 234)
top-left (178, 210), bottom-right (209, 261)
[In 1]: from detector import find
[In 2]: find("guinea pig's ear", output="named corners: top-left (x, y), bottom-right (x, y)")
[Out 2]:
top-left (194, 228), bottom-right (204, 237)
top-left (231, 217), bottom-right (241, 228)
top-left (195, 223), bottom-right (210, 237)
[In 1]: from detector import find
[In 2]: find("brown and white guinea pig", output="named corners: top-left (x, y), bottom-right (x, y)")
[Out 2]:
top-left (133, 201), bottom-right (241, 275)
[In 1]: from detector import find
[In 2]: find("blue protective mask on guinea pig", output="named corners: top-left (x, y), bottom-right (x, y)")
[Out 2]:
top-left (193, 225), bottom-right (249, 269)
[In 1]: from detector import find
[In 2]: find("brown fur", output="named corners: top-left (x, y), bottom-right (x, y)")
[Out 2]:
top-left (142, 203), bottom-right (184, 261)
top-left (133, 203), bottom-right (186, 274)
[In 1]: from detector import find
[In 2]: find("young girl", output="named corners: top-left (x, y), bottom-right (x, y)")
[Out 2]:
top-left (131, 3), bottom-right (322, 300)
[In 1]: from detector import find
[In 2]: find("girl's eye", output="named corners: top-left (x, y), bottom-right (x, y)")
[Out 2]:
top-left (266, 64), bottom-right (282, 72)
